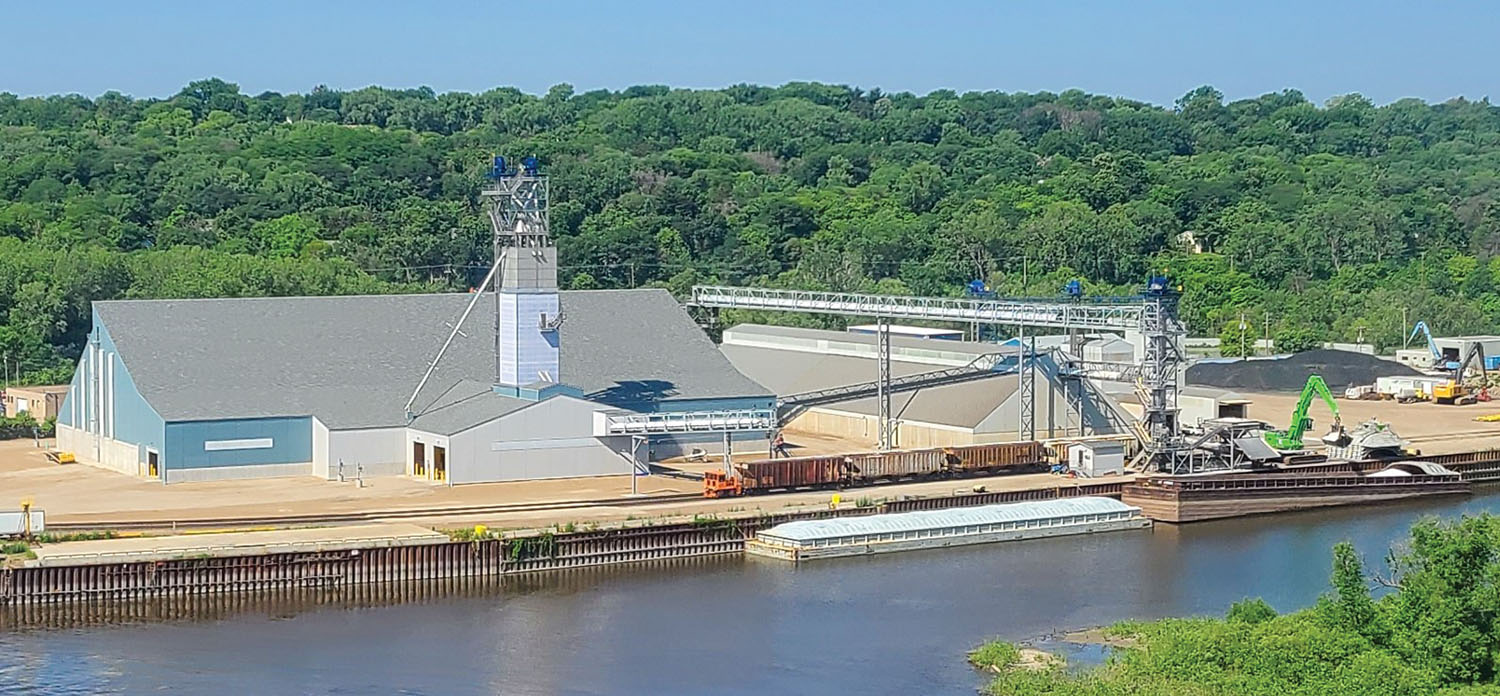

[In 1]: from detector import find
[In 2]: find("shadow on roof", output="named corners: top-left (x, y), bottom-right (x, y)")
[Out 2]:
top-left (587, 379), bottom-right (681, 406)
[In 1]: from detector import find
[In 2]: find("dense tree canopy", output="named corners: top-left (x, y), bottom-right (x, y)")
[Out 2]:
top-left (974, 515), bottom-right (1500, 695)
top-left (4, 78), bottom-right (1500, 381)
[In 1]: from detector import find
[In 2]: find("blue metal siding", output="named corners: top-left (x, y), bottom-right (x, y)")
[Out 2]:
top-left (164, 417), bottom-right (313, 469)
top-left (57, 310), bottom-right (166, 463)
top-left (57, 358), bottom-right (82, 428)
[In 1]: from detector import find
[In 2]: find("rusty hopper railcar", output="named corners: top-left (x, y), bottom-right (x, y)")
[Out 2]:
top-left (703, 441), bottom-right (1049, 497)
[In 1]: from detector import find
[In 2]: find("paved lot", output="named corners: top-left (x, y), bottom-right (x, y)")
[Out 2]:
top-left (5, 391), bottom-right (1496, 532)
top-left (1238, 390), bottom-right (1500, 452)
top-left (28, 523), bottom-right (445, 566)
top-left (0, 438), bottom-right (697, 524)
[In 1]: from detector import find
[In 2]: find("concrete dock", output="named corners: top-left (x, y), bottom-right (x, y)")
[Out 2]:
top-left (27, 523), bottom-right (446, 567)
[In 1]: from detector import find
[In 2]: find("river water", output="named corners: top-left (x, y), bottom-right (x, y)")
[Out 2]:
top-left (4, 491), bottom-right (1499, 695)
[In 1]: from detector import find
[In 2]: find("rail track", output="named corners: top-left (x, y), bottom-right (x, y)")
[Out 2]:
top-left (43, 432), bottom-right (1500, 533)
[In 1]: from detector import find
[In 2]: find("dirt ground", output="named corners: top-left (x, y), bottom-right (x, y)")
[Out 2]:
top-left (1238, 390), bottom-right (1500, 453)
top-left (6, 390), bottom-right (1494, 532)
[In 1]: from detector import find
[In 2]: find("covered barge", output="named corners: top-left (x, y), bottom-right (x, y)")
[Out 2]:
top-left (746, 497), bottom-right (1150, 562)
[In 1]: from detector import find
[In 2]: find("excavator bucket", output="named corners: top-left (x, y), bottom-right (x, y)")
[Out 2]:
top-left (1322, 425), bottom-right (1352, 447)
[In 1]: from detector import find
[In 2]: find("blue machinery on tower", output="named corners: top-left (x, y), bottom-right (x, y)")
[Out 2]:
top-left (404, 156), bottom-right (569, 422)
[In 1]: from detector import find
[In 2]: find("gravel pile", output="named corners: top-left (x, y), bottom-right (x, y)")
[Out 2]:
top-left (1186, 349), bottom-right (1426, 392)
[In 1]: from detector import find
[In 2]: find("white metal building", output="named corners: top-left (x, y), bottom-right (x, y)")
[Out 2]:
top-left (1069, 440), bottom-right (1125, 477)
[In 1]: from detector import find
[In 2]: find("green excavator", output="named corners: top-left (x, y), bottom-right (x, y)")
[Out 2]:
top-left (1264, 375), bottom-right (1352, 451)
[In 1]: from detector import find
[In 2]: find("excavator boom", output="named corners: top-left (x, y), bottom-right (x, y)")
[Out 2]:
top-left (1264, 375), bottom-right (1348, 451)
top-left (1408, 321), bottom-right (1443, 365)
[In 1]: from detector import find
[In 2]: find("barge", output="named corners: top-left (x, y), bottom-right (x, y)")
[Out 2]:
top-left (745, 497), bottom-right (1151, 562)
top-left (1121, 462), bottom-right (1470, 523)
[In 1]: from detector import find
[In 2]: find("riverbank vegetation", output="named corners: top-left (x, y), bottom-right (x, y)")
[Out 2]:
top-left (973, 514), bottom-right (1500, 694)
top-left (5, 81), bottom-right (1500, 381)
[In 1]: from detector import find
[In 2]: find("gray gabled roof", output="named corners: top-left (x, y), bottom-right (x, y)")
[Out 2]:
top-left (95, 289), bottom-right (770, 429)
top-left (406, 380), bottom-right (533, 435)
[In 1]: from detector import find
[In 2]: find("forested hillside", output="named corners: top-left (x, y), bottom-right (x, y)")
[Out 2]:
top-left (4, 79), bottom-right (1500, 383)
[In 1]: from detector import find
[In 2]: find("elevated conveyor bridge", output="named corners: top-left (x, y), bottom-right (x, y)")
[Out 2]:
top-left (691, 283), bottom-right (1193, 473)
top-left (691, 286), bottom-right (1143, 331)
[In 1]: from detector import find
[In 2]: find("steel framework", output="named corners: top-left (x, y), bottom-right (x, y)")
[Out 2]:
top-left (595, 408), bottom-right (776, 476)
top-left (691, 286), bottom-right (1143, 330)
top-left (1139, 290), bottom-right (1195, 473)
top-left (481, 161), bottom-right (556, 386)
top-left (776, 349), bottom-right (1024, 424)
top-left (876, 318), bottom-right (892, 449)
top-left (693, 284), bottom-right (1187, 468)
top-left (1018, 325), bottom-right (1036, 440)
top-left (593, 409), bottom-right (776, 436)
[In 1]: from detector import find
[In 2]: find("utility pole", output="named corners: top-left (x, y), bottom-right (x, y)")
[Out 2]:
top-left (1239, 313), bottom-right (1247, 359)
top-left (1262, 311), bottom-right (1271, 357)
top-left (1401, 307), bottom-right (1410, 348)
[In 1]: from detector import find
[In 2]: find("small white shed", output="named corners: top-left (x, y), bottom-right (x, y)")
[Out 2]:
top-left (1083, 337), bottom-right (1135, 364)
top-left (1069, 441), bottom-right (1125, 478)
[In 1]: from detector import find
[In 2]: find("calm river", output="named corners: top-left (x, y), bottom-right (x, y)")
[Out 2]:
top-left (4, 491), bottom-right (1499, 695)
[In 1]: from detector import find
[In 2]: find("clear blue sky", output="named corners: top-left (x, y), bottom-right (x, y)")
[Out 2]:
top-left (5, 0), bottom-right (1496, 105)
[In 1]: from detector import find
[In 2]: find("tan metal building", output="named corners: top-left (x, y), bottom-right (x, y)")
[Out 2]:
top-left (3, 385), bottom-right (68, 420)
top-left (719, 325), bottom-right (1128, 449)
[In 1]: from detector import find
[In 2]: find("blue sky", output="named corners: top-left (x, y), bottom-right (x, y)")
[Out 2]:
top-left (5, 1), bottom-right (1495, 105)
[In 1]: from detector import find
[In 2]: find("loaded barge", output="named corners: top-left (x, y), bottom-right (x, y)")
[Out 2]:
top-left (1123, 449), bottom-right (1500, 523)
top-left (1121, 463), bottom-right (1469, 523)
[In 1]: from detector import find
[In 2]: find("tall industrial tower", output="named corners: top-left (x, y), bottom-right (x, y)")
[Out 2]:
top-left (481, 156), bottom-right (565, 396)
top-left (1140, 276), bottom-right (1192, 473)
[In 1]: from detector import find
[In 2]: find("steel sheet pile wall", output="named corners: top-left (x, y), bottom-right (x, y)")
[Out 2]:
top-left (1, 523), bottom-right (747, 608)
top-left (1, 478), bottom-right (1122, 608)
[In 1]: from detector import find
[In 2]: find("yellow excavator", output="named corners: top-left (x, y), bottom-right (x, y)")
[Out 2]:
top-left (1434, 342), bottom-right (1490, 405)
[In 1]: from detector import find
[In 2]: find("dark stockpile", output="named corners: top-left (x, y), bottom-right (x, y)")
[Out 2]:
top-left (1186, 349), bottom-right (1426, 392)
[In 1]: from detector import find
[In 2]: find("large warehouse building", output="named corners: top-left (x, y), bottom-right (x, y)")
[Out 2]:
top-left (57, 289), bottom-right (773, 484)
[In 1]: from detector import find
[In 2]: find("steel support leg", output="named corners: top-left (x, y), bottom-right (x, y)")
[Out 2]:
top-left (1018, 324), bottom-right (1035, 441)
top-left (630, 435), bottom-right (648, 496)
top-left (723, 432), bottom-right (733, 476)
top-left (877, 318), bottom-right (892, 450)
top-left (1065, 377), bottom-right (1085, 437)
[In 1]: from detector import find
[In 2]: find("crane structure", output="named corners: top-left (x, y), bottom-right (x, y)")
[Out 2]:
top-left (691, 276), bottom-right (1196, 473)
top-left (1263, 375), bottom-right (1348, 451)
top-left (1435, 342), bottom-right (1490, 405)
top-left (1407, 321), bottom-right (1451, 370)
